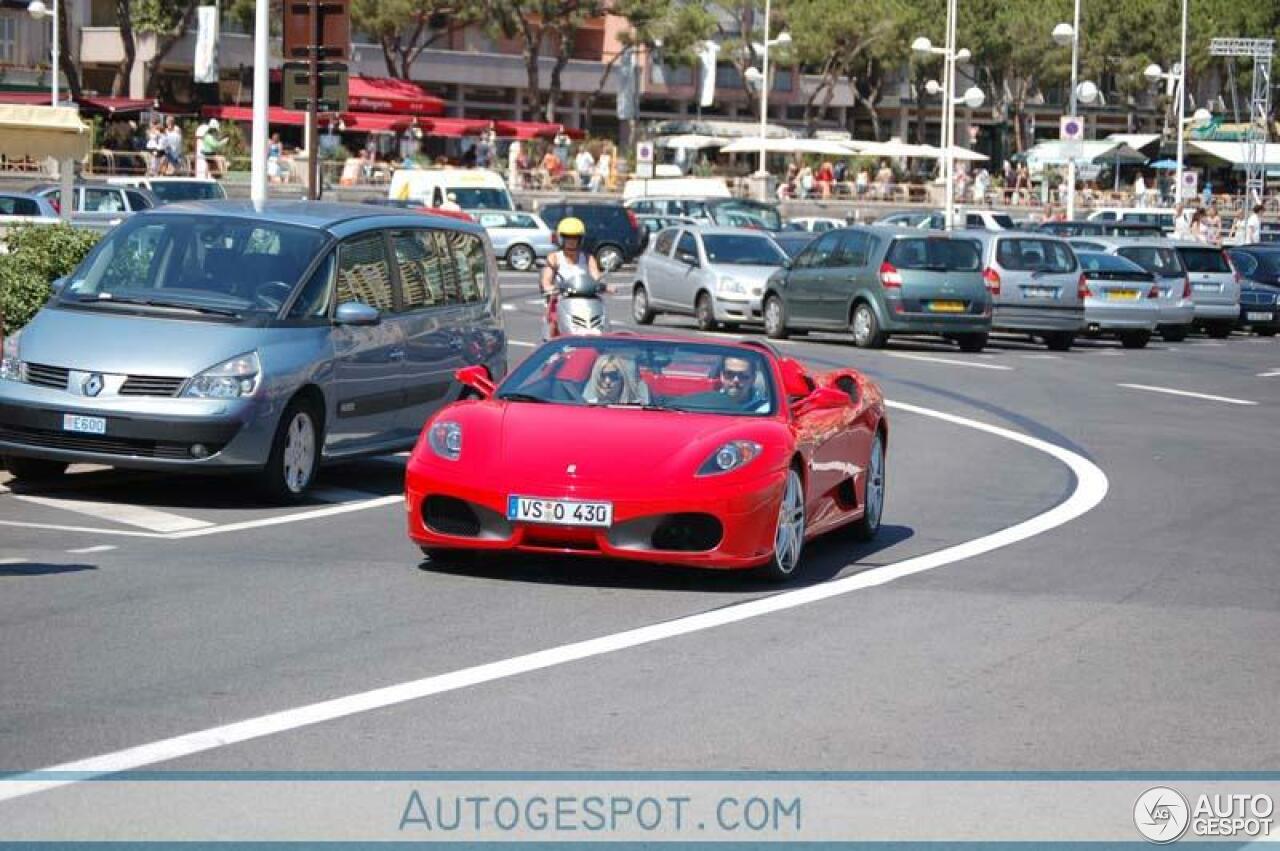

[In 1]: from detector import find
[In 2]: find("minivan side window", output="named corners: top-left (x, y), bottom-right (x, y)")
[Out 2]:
top-left (392, 230), bottom-right (446, 311)
top-left (795, 231), bottom-right (841, 269)
top-left (997, 238), bottom-right (1076, 272)
top-left (336, 234), bottom-right (395, 312)
top-left (831, 230), bottom-right (871, 267)
top-left (393, 229), bottom-right (489, 310)
top-left (125, 190), bottom-right (154, 210)
top-left (653, 229), bottom-right (677, 256)
top-left (288, 252), bottom-right (336, 319)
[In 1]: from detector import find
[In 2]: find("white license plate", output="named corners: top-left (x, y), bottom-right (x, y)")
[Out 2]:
top-left (507, 496), bottom-right (613, 527)
top-left (1247, 311), bottom-right (1273, 321)
top-left (1193, 283), bottom-right (1219, 291)
top-left (1022, 286), bottom-right (1058, 299)
top-left (62, 414), bottom-right (106, 435)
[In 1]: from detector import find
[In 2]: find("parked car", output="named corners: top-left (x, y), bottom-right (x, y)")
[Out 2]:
top-left (632, 226), bottom-right (789, 330)
top-left (1074, 252), bottom-right (1160, 348)
top-left (539, 201), bottom-right (648, 272)
top-left (1170, 241), bottom-right (1242, 338)
top-left (28, 181), bottom-right (159, 231)
top-left (469, 210), bottom-right (555, 271)
top-left (762, 227), bottom-right (992, 351)
top-left (971, 232), bottom-right (1086, 350)
top-left (1067, 237), bottom-right (1194, 342)
top-left (874, 211), bottom-right (931, 228)
top-left (0, 201), bottom-right (506, 500)
top-left (1225, 245), bottom-right (1280, 336)
top-left (770, 231), bottom-right (819, 259)
top-left (1038, 220), bottom-right (1164, 239)
top-left (1086, 207), bottom-right (1176, 234)
top-left (106, 177), bottom-right (227, 204)
top-left (0, 191), bottom-right (59, 220)
top-left (635, 213), bottom-right (697, 240)
top-left (624, 197), bottom-right (784, 231)
top-left (785, 216), bottom-right (846, 233)
top-left (919, 210), bottom-right (1016, 231)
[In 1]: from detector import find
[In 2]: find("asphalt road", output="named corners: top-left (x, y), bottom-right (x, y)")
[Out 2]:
top-left (2, 269), bottom-right (1278, 786)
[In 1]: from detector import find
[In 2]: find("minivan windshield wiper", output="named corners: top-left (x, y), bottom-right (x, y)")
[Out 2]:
top-left (67, 293), bottom-right (242, 317)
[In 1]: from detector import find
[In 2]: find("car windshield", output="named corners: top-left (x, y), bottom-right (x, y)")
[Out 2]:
top-left (991, 214), bottom-right (1016, 229)
top-left (60, 215), bottom-right (326, 318)
top-left (710, 202), bottom-right (782, 231)
top-left (772, 234), bottom-right (816, 258)
top-left (448, 188), bottom-right (512, 210)
top-left (1117, 246), bottom-right (1183, 278)
top-left (1078, 253), bottom-right (1147, 274)
top-left (1251, 252), bottom-right (1280, 278)
top-left (887, 237), bottom-right (982, 271)
top-left (497, 338), bottom-right (778, 417)
top-left (1178, 247), bottom-right (1231, 274)
top-left (702, 235), bottom-right (787, 266)
top-left (148, 181), bottom-right (226, 203)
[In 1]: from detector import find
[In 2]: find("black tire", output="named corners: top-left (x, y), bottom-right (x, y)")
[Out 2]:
top-left (763, 294), bottom-right (789, 339)
top-left (759, 467), bottom-right (806, 582)
top-left (1119, 329), bottom-right (1151, 349)
top-left (850, 302), bottom-right (887, 349)
top-left (956, 332), bottom-right (988, 353)
top-left (631, 284), bottom-right (655, 324)
top-left (1257, 327), bottom-right (1278, 337)
top-left (1044, 331), bottom-right (1075, 351)
top-left (505, 243), bottom-right (536, 272)
top-left (1161, 325), bottom-right (1189, 342)
top-left (694, 292), bottom-right (718, 332)
top-left (258, 397), bottom-right (323, 504)
top-left (596, 244), bottom-right (624, 273)
top-left (2, 456), bottom-right (68, 482)
top-left (847, 431), bottom-right (885, 542)
top-left (1206, 323), bottom-right (1232, 339)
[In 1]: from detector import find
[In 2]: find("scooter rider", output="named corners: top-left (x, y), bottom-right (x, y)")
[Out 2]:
top-left (540, 217), bottom-right (610, 338)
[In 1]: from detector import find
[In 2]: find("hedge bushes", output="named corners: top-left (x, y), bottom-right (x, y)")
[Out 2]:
top-left (0, 223), bottom-right (101, 336)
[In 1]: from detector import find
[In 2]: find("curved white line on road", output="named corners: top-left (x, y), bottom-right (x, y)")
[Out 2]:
top-left (0, 399), bottom-right (1109, 804)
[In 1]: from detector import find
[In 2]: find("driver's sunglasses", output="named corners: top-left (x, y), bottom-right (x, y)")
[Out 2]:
top-left (722, 369), bottom-right (753, 383)
top-left (599, 370), bottom-right (622, 385)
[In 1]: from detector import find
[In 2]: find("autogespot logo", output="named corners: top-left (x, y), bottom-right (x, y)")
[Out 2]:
top-left (1135, 787), bottom-right (1191, 844)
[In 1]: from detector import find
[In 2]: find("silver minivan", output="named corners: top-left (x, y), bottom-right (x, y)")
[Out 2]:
top-left (0, 201), bottom-right (506, 500)
top-left (1171, 241), bottom-right (1242, 338)
top-left (972, 232), bottom-right (1086, 350)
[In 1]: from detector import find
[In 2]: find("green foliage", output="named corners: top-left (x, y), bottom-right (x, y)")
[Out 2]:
top-left (0, 224), bottom-right (101, 335)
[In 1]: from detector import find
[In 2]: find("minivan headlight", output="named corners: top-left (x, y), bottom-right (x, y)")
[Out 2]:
top-left (0, 332), bottom-right (25, 383)
top-left (182, 351), bottom-right (261, 399)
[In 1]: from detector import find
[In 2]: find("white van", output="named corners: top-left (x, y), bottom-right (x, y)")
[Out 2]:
top-left (1086, 207), bottom-right (1176, 234)
top-left (106, 177), bottom-right (227, 204)
top-left (621, 176), bottom-right (732, 201)
top-left (388, 168), bottom-right (514, 210)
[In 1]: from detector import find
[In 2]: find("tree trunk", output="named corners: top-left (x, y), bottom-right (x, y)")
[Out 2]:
top-left (57, 0), bottom-right (82, 99)
top-left (545, 29), bottom-right (573, 124)
top-left (110, 0), bottom-right (136, 97)
top-left (582, 51), bottom-right (623, 135)
top-left (143, 0), bottom-right (200, 99)
top-left (380, 35), bottom-right (399, 78)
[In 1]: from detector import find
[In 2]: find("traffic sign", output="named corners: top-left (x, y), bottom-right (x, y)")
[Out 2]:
top-left (1059, 115), bottom-right (1084, 141)
top-left (1182, 170), bottom-right (1199, 191)
top-left (636, 141), bottom-right (654, 165)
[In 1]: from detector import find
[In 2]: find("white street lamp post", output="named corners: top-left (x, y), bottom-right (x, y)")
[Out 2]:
top-left (1176, 0), bottom-right (1187, 205)
top-left (250, 0), bottom-right (269, 206)
top-left (753, 0), bottom-right (790, 179)
top-left (27, 0), bottom-right (58, 106)
top-left (1053, 0), bottom-right (1084, 220)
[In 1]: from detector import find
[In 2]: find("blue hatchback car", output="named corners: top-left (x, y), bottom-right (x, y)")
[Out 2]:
top-left (0, 201), bottom-right (506, 500)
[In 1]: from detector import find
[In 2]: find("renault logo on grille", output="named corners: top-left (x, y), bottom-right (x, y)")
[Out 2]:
top-left (81, 373), bottom-right (104, 397)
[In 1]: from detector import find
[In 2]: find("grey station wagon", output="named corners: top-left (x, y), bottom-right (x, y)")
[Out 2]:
top-left (971, 232), bottom-right (1086, 351)
top-left (0, 201), bottom-right (506, 500)
top-left (762, 227), bottom-right (992, 351)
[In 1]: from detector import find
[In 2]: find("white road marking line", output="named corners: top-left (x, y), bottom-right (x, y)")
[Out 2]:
top-left (1021, 354), bottom-right (1061, 360)
top-left (509, 340), bottom-right (537, 348)
top-left (0, 399), bottom-right (1109, 804)
top-left (0, 520), bottom-right (161, 538)
top-left (0, 557), bottom-right (28, 565)
top-left (9, 495), bottom-right (213, 533)
top-left (1258, 369), bottom-right (1280, 378)
top-left (310, 487), bottom-right (382, 504)
top-left (165, 496), bottom-right (403, 540)
top-left (1090, 350), bottom-right (1123, 356)
top-left (502, 304), bottom-right (516, 312)
top-left (884, 352), bottom-right (1013, 371)
top-left (1117, 383), bottom-right (1259, 406)
top-left (1188, 341), bottom-right (1226, 347)
top-left (66, 545), bottom-right (115, 554)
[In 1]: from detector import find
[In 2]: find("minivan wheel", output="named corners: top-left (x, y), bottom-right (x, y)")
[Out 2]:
top-left (596, 244), bottom-right (624, 272)
top-left (631, 284), bottom-right (655, 324)
top-left (851, 302), bottom-right (887, 348)
top-left (1206, 322), bottom-right (1232, 339)
top-left (1044, 331), bottom-right (1075, 351)
top-left (259, 398), bottom-right (322, 503)
top-left (1119, 329), bottom-right (1151, 349)
top-left (2, 456), bottom-right (68, 482)
top-left (763, 294), bottom-right (789, 339)
top-left (506, 244), bottom-right (535, 271)
top-left (1161, 325), bottom-right (1189, 342)
top-left (956, 332), bottom-right (988, 353)
top-left (695, 292), bottom-right (718, 332)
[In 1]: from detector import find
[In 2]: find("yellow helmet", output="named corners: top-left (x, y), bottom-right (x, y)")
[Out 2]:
top-left (557, 216), bottom-right (586, 238)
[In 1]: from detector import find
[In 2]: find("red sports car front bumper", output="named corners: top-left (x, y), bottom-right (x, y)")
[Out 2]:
top-left (405, 457), bottom-right (788, 569)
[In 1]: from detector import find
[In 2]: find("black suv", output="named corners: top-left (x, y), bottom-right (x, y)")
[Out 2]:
top-left (538, 202), bottom-right (648, 271)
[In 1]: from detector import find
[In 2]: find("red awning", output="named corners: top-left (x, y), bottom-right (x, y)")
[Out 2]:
top-left (347, 76), bottom-right (444, 116)
top-left (494, 120), bottom-right (584, 140)
top-left (78, 96), bottom-right (155, 115)
top-left (202, 105), bottom-right (417, 133)
top-left (0, 92), bottom-right (52, 106)
top-left (424, 117), bottom-right (490, 138)
top-left (203, 105), bottom-right (312, 127)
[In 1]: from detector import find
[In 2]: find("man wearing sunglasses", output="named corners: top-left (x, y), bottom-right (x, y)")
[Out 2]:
top-left (681, 355), bottom-right (769, 413)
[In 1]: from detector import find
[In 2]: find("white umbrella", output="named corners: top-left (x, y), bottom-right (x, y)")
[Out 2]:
top-left (923, 144), bottom-right (989, 162)
top-left (656, 134), bottom-right (729, 150)
top-left (848, 139), bottom-right (934, 158)
top-left (719, 136), bottom-right (858, 156)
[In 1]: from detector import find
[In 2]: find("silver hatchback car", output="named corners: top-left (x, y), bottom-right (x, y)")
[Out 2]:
top-left (1068, 237), bottom-right (1195, 342)
top-left (471, 210), bottom-right (555, 271)
top-left (972, 232), bottom-right (1086, 350)
top-left (632, 226), bottom-right (789, 330)
top-left (0, 201), bottom-right (506, 500)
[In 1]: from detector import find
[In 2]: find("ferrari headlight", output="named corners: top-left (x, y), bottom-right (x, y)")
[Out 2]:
top-left (182, 351), bottom-right (261, 399)
top-left (719, 276), bottom-right (746, 295)
top-left (0, 331), bottom-right (26, 383)
top-left (697, 440), bottom-right (762, 476)
top-left (428, 420), bottom-right (462, 461)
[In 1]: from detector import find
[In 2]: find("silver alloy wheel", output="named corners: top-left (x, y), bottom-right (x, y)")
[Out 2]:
top-left (772, 469), bottom-right (806, 574)
top-left (632, 286), bottom-right (649, 321)
top-left (598, 246), bottom-right (623, 272)
top-left (765, 297), bottom-right (783, 336)
top-left (696, 294), bottom-right (715, 330)
top-left (853, 305), bottom-right (873, 346)
top-left (507, 244), bottom-right (535, 271)
top-left (281, 411), bottom-right (316, 494)
top-left (864, 434), bottom-right (885, 533)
